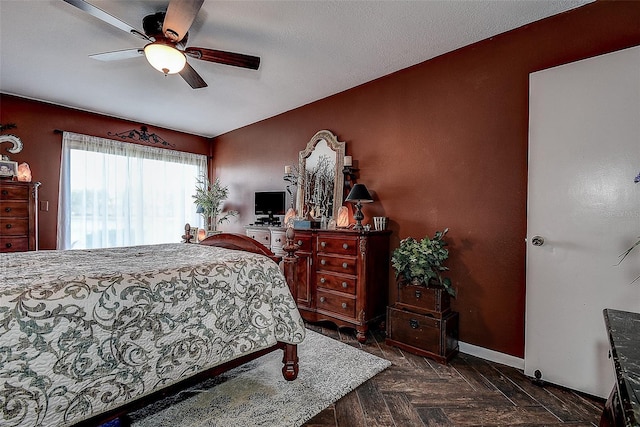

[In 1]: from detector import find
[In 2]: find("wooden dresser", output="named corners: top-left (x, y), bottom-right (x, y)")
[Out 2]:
top-left (0, 180), bottom-right (40, 252)
top-left (292, 228), bottom-right (391, 342)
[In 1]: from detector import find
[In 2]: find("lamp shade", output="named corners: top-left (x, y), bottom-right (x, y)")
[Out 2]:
top-left (144, 42), bottom-right (186, 74)
top-left (345, 183), bottom-right (373, 203)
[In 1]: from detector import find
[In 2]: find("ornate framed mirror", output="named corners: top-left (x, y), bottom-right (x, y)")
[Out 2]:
top-left (296, 130), bottom-right (345, 220)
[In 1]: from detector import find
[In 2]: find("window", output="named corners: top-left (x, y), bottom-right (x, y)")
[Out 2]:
top-left (57, 132), bottom-right (206, 249)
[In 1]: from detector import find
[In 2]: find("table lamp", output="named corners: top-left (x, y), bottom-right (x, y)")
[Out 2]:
top-left (345, 183), bottom-right (373, 230)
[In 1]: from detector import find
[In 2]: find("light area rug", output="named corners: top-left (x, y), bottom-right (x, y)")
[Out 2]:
top-left (128, 329), bottom-right (391, 427)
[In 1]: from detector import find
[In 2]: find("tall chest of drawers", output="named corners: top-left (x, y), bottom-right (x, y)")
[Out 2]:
top-left (293, 229), bottom-right (391, 342)
top-left (0, 181), bottom-right (40, 252)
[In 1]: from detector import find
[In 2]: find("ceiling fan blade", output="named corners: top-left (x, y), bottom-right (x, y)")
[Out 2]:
top-left (184, 47), bottom-right (260, 70)
top-left (179, 62), bottom-right (208, 89)
top-left (62, 0), bottom-right (150, 41)
top-left (89, 49), bottom-right (144, 62)
top-left (163, 0), bottom-right (204, 42)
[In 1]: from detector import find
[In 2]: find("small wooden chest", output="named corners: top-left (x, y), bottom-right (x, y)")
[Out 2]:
top-left (396, 280), bottom-right (451, 318)
top-left (386, 306), bottom-right (459, 364)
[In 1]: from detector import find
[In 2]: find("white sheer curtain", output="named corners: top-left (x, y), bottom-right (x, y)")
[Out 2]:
top-left (57, 132), bottom-right (206, 249)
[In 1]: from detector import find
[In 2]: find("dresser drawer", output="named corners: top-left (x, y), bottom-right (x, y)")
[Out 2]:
top-left (317, 236), bottom-right (358, 256)
top-left (0, 218), bottom-right (28, 235)
top-left (0, 185), bottom-right (29, 200)
top-left (0, 237), bottom-right (29, 252)
top-left (270, 230), bottom-right (286, 255)
top-left (246, 228), bottom-right (270, 246)
top-left (293, 234), bottom-right (313, 252)
top-left (316, 273), bottom-right (356, 295)
top-left (317, 254), bottom-right (357, 275)
top-left (0, 201), bottom-right (29, 218)
top-left (317, 290), bottom-right (356, 318)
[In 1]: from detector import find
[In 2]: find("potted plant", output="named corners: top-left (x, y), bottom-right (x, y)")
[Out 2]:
top-left (391, 228), bottom-right (455, 297)
top-left (192, 175), bottom-right (238, 232)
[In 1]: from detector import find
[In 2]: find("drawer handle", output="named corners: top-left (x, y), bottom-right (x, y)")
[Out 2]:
top-left (4, 207), bottom-right (11, 213)
top-left (320, 297), bottom-right (326, 303)
top-left (342, 243), bottom-right (348, 249)
top-left (6, 224), bottom-right (12, 229)
top-left (320, 277), bottom-right (326, 284)
top-left (320, 241), bottom-right (326, 248)
top-left (297, 240), bottom-right (303, 246)
top-left (409, 319), bottom-right (420, 329)
top-left (5, 243), bottom-right (11, 248)
top-left (1, 190), bottom-right (7, 196)
top-left (341, 303), bottom-right (347, 309)
top-left (342, 282), bottom-right (348, 288)
top-left (275, 238), bottom-right (281, 243)
top-left (415, 290), bottom-right (422, 299)
top-left (321, 259), bottom-right (326, 265)
top-left (342, 262), bottom-right (348, 269)
top-left (264, 236), bottom-right (269, 240)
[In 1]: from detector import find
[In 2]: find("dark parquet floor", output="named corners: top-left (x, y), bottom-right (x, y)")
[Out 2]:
top-left (303, 322), bottom-right (604, 427)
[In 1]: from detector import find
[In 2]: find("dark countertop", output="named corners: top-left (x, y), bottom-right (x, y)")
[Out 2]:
top-left (603, 309), bottom-right (640, 427)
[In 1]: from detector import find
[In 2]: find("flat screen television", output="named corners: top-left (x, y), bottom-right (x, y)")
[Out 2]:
top-left (254, 191), bottom-right (286, 222)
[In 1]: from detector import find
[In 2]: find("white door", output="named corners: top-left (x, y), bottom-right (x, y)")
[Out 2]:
top-left (525, 46), bottom-right (640, 398)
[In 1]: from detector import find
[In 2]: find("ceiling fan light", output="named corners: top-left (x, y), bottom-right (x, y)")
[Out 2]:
top-left (144, 43), bottom-right (186, 74)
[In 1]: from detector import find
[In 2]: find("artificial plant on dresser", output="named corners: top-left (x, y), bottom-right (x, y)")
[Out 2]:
top-left (386, 228), bottom-right (459, 363)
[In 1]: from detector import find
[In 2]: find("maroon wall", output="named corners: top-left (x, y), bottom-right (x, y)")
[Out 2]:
top-left (0, 95), bottom-right (210, 250)
top-left (212, 1), bottom-right (640, 357)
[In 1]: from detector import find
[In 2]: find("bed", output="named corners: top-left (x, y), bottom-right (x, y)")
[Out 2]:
top-left (0, 227), bottom-right (305, 427)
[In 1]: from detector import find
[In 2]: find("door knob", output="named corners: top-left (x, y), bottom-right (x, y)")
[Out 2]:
top-left (531, 235), bottom-right (545, 246)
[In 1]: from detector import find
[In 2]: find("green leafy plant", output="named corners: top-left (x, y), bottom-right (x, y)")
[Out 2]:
top-left (192, 175), bottom-right (238, 231)
top-left (391, 228), bottom-right (455, 296)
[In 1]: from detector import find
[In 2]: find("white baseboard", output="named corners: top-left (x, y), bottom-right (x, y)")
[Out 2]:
top-left (459, 341), bottom-right (525, 370)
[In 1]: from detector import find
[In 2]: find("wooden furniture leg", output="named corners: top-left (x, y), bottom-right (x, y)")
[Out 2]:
top-left (356, 326), bottom-right (367, 343)
top-left (282, 343), bottom-right (299, 381)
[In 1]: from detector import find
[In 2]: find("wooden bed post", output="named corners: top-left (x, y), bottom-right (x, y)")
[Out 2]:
top-left (281, 227), bottom-right (299, 300)
top-left (182, 223), bottom-right (194, 243)
top-left (281, 226), bottom-right (300, 381)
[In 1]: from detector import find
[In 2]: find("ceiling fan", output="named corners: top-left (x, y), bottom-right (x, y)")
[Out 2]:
top-left (62, 0), bottom-right (260, 89)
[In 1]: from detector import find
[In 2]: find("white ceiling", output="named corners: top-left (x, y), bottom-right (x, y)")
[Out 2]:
top-left (0, 0), bottom-right (591, 138)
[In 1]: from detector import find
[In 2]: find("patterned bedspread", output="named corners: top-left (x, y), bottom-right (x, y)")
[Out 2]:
top-left (0, 243), bottom-right (305, 427)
